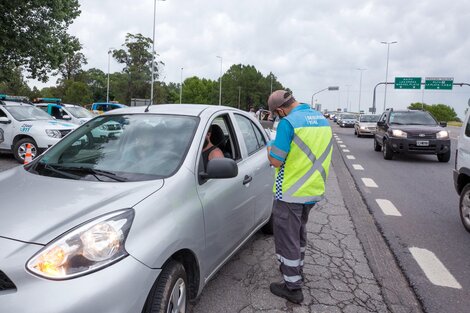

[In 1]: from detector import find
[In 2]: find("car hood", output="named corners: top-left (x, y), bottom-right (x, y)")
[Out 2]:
top-left (21, 119), bottom-right (77, 130)
top-left (0, 166), bottom-right (164, 244)
top-left (359, 122), bottom-right (377, 127)
top-left (389, 124), bottom-right (444, 134)
top-left (341, 119), bottom-right (356, 122)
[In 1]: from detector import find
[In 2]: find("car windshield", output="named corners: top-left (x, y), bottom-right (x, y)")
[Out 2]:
top-left (31, 114), bottom-right (199, 181)
top-left (360, 115), bottom-right (380, 122)
top-left (389, 112), bottom-right (437, 125)
top-left (66, 106), bottom-right (95, 118)
top-left (342, 114), bottom-right (356, 119)
top-left (5, 105), bottom-right (53, 121)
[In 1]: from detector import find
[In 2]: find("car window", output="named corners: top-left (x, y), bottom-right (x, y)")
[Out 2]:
top-left (211, 115), bottom-right (241, 161)
top-left (389, 112), bottom-right (437, 125)
top-left (0, 108), bottom-right (7, 118)
top-left (379, 113), bottom-right (387, 123)
top-left (465, 116), bottom-right (470, 137)
top-left (33, 114), bottom-right (199, 181)
top-left (5, 105), bottom-right (53, 121)
top-left (235, 114), bottom-right (266, 156)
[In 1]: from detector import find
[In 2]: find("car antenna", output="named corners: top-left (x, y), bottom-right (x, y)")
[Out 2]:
top-left (144, 101), bottom-right (152, 113)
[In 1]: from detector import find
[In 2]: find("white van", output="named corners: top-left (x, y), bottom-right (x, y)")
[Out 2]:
top-left (0, 96), bottom-right (77, 163)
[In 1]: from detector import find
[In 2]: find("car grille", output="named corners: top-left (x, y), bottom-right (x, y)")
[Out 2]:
top-left (409, 144), bottom-right (436, 152)
top-left (408, 133), bottom-right (436, 139)
top-left (59, 129), bottom-right (72, 137)
top-left (367, 127), bottom-right (376, 130)
top-left (0, 270), bottom-right (16, 291)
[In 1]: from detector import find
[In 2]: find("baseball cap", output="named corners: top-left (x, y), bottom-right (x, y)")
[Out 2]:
top-left (268, 90), bottom-right (296, 114)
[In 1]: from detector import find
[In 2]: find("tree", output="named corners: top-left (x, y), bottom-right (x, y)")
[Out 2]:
top-left (182, 77), bottom-right (217, 104)
top-left (63, 81), bottom-right (92, 105)
top-left (0, 67), bottom-right (32, 96)
top-left (58, 52), bottom-right (88, 81)
top-left (113, 33), bottom-right (163, 104)
top-left (408, 103), bottom-right (459, 122)
top-left (0, 0), bottom-right (81, 82)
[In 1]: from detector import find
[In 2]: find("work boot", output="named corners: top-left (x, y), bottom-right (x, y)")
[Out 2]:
top-left (279, 265), bottom-right (305, 282)
top-left (269, 282), bottom-right (304, 304)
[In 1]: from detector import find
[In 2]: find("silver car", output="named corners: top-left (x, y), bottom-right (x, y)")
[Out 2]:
top-left (354, 114), bottom-right (380, 137)
top-left (0, 105), bottom-right (274, 313)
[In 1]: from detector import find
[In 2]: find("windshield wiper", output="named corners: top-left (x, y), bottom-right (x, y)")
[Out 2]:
top-left (46, 164), bottom-right (128, 182)
top-left (43, 163), bottom-right (81, 180)
top-left (390, 122), bottom-right (404, 125)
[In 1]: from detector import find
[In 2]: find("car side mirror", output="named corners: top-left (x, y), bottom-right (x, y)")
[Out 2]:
top-left (0, 117), bottom-right (11, 124)
top-left (439, 121), bottom-right (447, 127)
top-left (62, 115), bottom-right (72, 121)
top-left (377, 121), bottom-right (385, 127)
top-left (200, 158), bottom-right (238, 179)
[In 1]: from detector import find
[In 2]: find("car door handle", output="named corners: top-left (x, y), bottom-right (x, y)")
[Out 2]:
top-left (243, 175), bottom-right (253, 185)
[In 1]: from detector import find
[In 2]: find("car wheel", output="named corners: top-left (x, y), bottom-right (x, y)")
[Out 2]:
top-left (143, 260), bottom-right (188, 313)
top-left (373, 137), bottom-right (382, 152)
top-left (383, 139), bottom-right (393, 160)
top-left (460, 184), bottom-right (470, 233)
top-left (354, 129), bottom-right (357, 135)
top-left (13, 138), bottom-right (38, 163)
top-left (437, 150), bottom-right (451, 163)
top-left (357, 132), bottom-right (362, 138)
top-left (261, 214), bottom-right (274, 235)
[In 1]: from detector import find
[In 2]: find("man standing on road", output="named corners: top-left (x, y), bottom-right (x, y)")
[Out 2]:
top-left (266, 90), bottom-right (333, 304)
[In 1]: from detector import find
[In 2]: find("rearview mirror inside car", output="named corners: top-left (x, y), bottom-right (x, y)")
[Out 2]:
top-left (200, 158), bottom-right (238, 180)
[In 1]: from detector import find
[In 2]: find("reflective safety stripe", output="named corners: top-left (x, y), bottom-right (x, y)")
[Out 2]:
top-left (284, 274), bottom-right (302, 283)
top-left (271, 146), bottom-right (288, 159)
top-left (276, 254), bottom-right (301, 267)
top-left (300, 246), bottom-right (306, 253)
top-left (300, 260), bottom-right (304, 267)
top-left (283, 136), bottom-right (333, 201)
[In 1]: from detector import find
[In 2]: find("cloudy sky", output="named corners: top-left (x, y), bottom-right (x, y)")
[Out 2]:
top-left (44, 0), bottom-right (470, 117)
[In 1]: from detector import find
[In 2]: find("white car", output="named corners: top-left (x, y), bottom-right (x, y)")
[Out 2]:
top-left (0, 96), bottom-right (77, 163)
top-left (34, 102), bottom-right (96, 125)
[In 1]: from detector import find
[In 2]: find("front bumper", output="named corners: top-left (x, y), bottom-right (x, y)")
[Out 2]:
top-left (340, 122), bottom-right (355, 128)
top-left (0, 237), bottom-right (159, 313)
top-left (357, 128), bottom-right (376, 135)
top-left (387, 137), bottom-right (451, 155)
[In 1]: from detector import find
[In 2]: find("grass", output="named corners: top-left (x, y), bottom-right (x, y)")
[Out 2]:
top-left (448, 121), bottom-right (463, 127)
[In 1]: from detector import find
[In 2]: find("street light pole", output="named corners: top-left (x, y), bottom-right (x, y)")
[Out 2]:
top-left (216, 56), bottom-right (222, 105)
top-left (150, 0), bottom-right (166, 106)
top-left (381, 41), bottom-right (397, 112)
top-left (106, 48), bottom-right (113, 103)
top-left (180, 67), bottom-right (183, 104)
top-left (356, 68), bottom-right (367, 113)
top-left (310, 86), bottom-right (340, 108)
top-left (270, 73), bottom-right (273, 94)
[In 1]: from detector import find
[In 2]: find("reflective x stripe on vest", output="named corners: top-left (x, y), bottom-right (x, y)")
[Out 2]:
top-left (273, 118), bottom-right (333, 204)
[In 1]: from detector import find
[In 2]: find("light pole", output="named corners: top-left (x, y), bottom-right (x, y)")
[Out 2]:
top-left (381, 41), bottom-right (397, 112)
top-left (216, 56), bottom-right (222, 105)
top-left (356, 68), bottom-right (367, 113)
top-left (106, 48), bottom-right (114, 103)
top-left (150, 0), bottom-right (166, 105)
top-left (270, 73), bottom-right (273, 94)
top-left (179, 67), bottom-right (183, 104)
top-left (310, 86), bottom-right (339, 108)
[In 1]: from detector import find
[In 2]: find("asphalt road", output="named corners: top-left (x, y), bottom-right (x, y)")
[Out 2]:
top-left (331, 122), bottom-right (469, 313)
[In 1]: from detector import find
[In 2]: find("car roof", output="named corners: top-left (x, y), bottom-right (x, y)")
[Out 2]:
top-left (105, 104), bottom-right (241, 117)
top-left (1, 101), bottom-right (33, 107)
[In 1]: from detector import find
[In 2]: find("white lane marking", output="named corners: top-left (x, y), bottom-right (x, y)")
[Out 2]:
top-left (338, 141), bottom-right (343, 144)
top-left (352, 164), bottom-right (364, 170)
top-left (346, 155), bottom-right (355, 160)
top-left (362, 178), bottom-right (378, 188)
top-left (409, 247), bottom-right (462, 289)
top-left (376, 199), bottom-right (402, 216)
top-left (339, 144), bottom-right (346, 148)
top-left (343, 149), bottom-right (350, 152)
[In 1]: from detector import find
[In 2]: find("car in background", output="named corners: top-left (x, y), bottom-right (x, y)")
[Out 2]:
top-left (338, 113), bottom-right (357, 128)
top-left (355, 114), bottom-right (380, 137)
top-left (0, 104), bottom-right (274, 313)
top-left (34, 101), bottom-right (96, 125)
top-left (373, 109), bottom-right (450, 161)
top-left (92, 102), bottom-right (128, 114)
top-left (454, 109), bottom-right (470, 233)
top-left (0, 95), bottom-right (76, 163)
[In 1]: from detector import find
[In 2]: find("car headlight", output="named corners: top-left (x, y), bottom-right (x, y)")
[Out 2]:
top-left (436, 130), bottom-right (449, 139)
top-left (391, 129), bottom-right (407, 138)
top-left (27, 209), bottom-right (134, 280)
top-left (360, 126), bottom-right (367, 130)
top-left (46, 129), bottom-right (62, 138)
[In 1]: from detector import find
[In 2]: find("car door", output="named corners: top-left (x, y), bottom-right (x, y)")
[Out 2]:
top-left (233, 113), bottom-right (273, 226)
top-left (0, 108), bottom-right (13, 149)
top-left (376, 112), bottom-right (388, 145)
top-left (196, 113), bottom-right (255, 277)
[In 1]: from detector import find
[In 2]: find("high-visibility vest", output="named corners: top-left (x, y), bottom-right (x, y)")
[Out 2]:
top-left (272, 107), bottom-right (333, 204)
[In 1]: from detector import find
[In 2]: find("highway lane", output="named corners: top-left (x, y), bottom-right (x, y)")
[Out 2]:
top-left (332, 122), bottom-right (469, 313)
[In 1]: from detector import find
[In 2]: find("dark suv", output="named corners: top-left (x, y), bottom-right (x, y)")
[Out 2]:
top-left (373, 109), bottom-right (451, 162)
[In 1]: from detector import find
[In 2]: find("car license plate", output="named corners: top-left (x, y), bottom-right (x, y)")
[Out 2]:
top-left (416, 140), bottom-right (429, 146)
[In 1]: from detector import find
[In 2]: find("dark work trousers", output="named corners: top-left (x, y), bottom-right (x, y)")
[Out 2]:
top-left (273, 199), bottom-right (314, 290)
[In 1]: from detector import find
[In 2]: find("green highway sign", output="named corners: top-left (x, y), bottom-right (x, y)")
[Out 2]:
top-left (425, 77), bottom-right (453, 90)
top-left (394, 77), bottom-right (422, 89)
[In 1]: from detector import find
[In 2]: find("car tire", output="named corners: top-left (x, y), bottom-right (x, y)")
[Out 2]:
top-left (460, 184), bottom-right (470, 233)
top-left (357, 132), bottom-right (362, 138)
top-left (13, 137), bottom-right (38, 163)
top-left (354, 129), bottom-right (357, 135)
top-left (143, 260), bottom-right (188, 313)
top-left (373, 137), bottom-right (382, 152)
top-left (383, 139), bottom-right (393, 160)
top-left (437, 150), bottom-right (451, 163)
top-left (261, 214), bottom-right (274, 235)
